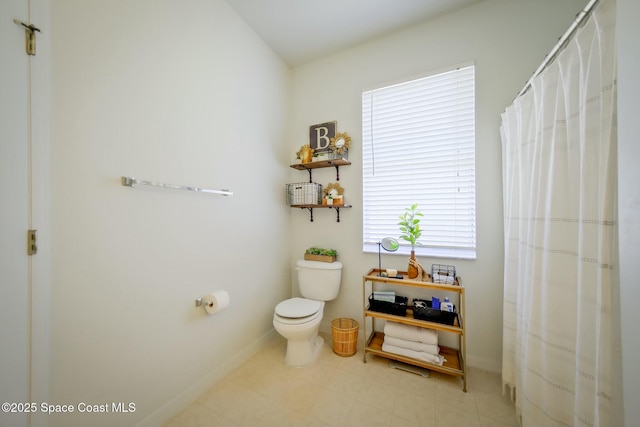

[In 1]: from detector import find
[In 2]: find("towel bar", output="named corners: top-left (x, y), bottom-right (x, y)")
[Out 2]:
top-left (121, 176), bottom-right (233, 196)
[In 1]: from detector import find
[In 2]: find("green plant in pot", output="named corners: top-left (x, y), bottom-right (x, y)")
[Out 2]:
top-left (398, 203), bottom-right (423, 278)
top-left (304, 247), bottom-right (338, 262)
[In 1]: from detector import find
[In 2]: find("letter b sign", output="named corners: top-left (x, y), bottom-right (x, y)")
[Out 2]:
top-left (309, 121), bottom-right (336, 153)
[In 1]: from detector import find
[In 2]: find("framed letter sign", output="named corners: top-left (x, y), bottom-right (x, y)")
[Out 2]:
top-left (309, 121), bottom-right (336, 154)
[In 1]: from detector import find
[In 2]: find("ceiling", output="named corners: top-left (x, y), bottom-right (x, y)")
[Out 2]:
top-left (224, 0), bottom-right (485, 67)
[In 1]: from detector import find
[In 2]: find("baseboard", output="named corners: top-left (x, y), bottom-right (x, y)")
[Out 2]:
top-left (136, 329), bottom-right (278, 427)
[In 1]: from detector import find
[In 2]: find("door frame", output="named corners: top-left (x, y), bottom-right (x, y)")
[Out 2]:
top-left (27, 0), bottom-right (51, 425)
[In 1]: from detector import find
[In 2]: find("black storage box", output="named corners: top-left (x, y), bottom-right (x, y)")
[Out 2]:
top-left (368, 294), bottom-right (408, 317)
top-left (412, 298), bottom-right (458, 325)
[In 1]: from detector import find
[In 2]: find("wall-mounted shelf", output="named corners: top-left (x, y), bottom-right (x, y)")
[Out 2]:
top-left (290, 158), bottom-right (350, 182)
top-left (289, 157), bottom-right (352, 222)
top-left (290, 204), bottom-right (352, 222)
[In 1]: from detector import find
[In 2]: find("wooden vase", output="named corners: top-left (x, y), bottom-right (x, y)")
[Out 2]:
top-left (407, 250), bottom-right (419, 279)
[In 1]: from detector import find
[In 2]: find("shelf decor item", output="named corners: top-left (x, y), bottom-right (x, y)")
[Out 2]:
top-left (323, 182), bottom-right (344, 206)
top-left (296, 144), bottom-right (314, 164)
top-left (398, 203), bottom-right (423, 279)
top-left (377, 237), bottom-right (399, 276)
top-left (431, 264), bottom-right (457, 284)
top-left (309, 121), bottom-right (337, 155)
top-left (313, 152), bottom-right (329, 162)
top-left (286, 182), bottom-right (323, 205)
top-left (368, 294), bottom-right (408, 316)
top-left (304, 247), bottom-right (337, 263)
top-left (412, 298), bottom-right (458, 325)
top-left (329, 132), bottom-right (351, 160)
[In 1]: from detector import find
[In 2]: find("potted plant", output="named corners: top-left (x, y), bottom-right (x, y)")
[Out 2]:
top-left (398, 203), bottom-right (423, 278)
top-left (313, 151), bottom-right (329, 162)
top-left (304, 247), bottom-right (337, 263)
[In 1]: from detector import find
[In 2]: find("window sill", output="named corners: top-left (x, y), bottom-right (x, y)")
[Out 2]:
top-left (363, 243), bottom-right (476, 261)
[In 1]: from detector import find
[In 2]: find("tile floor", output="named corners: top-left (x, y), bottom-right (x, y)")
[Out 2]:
top-left (163, 333), bottom-right (518, 427)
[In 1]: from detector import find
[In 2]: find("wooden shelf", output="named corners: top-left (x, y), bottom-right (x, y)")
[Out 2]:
top-left (291, 204), bottom-right (351, 222)
top-left (290, 204), bottom-right (352, 209)
top-left (364, 268), bottom-right (463, 292)
top-left (364, 307), bottom-right (463, 333)
top-left (365, 331), bottom-right (463, 377)
top-left (363, 268), bottom-right (467, 391)
top-left (289, 158), bottom-right (351, 171)
top-left (290, 159), bottom-right (350, 182)
top-left (289, 158), bottom-right (352, 221)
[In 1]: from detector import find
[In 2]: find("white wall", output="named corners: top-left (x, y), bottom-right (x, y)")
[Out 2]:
top-left (617, 0), bottom-right (640, 424)
top-left (289, 0), bottom-right (588, 372)
top-left (50, 1), bottom-right (291, 426)
top-left (46, 0), bottom-right (639, 425)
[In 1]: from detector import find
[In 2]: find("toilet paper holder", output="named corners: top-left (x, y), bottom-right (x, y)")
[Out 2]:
top-left (195, 297), bottom-right (216, 310)
top-left (195, 298), bottom-right (216, 308)
top-left (195, 290), bottom-right (230, 314)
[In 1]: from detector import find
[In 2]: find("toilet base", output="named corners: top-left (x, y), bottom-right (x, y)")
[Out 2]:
top-left (284, 334), bottom-right (324, 367)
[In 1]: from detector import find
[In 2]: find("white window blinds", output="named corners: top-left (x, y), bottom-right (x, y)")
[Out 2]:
top-left (362, 64), bottom-right (476, 259)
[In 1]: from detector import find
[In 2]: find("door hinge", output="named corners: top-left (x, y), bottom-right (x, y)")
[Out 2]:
top-left (27, 230), bottom-right (37, 255)
top-left (13, 19), bottom-right (41, 56)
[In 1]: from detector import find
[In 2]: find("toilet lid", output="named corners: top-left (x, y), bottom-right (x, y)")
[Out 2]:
top-left (275, 297), bottom-right (322, 318)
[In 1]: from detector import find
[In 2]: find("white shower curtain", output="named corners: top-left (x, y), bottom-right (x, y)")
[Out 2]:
top-left (500, 0), bottom-right (620, 426)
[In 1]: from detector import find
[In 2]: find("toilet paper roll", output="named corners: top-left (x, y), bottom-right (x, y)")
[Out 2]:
top-left (203, 290), bottom-right (230, 314)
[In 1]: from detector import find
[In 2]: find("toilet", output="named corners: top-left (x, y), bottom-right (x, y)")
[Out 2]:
top-left (273, 259), bottom-right (343, 367)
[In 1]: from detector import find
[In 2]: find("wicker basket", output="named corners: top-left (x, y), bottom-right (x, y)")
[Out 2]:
top-left (286, 182), bottom-right (323, 205)
top-left (331, 318), bottom-right (359, 357)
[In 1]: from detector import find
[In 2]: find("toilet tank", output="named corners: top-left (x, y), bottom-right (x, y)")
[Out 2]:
top-left (296, 259), bottom-right (343, 301)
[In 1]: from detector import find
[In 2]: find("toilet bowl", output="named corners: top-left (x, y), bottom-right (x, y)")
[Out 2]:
top-left (273, 260), bottom-right (342, 367)
top-left (273, 297), bottom-right (325, 366)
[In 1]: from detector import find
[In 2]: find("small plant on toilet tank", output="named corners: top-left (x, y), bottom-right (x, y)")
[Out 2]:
top-left (304, 247), bottom-right (337, 263)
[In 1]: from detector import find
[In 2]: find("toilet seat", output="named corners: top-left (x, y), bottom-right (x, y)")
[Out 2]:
top-left (274, 297), bottom-right (323, 325)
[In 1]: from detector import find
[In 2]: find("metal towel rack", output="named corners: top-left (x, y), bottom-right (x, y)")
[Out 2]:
top-left (121, 176), bottom-right (233, 196)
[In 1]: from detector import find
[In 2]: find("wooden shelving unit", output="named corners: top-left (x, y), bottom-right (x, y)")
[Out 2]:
top-left (362, 268), bottom-right (467, 391)
top-left (289, 158), bottom-right (351, 222)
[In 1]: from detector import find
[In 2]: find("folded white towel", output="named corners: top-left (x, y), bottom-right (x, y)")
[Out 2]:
top-left (433, 273), bottom-right (455, 284)
top-left (384, 335), bottom-right (440, 354)
top-left (372, 291), bottom-right (396, 303)
top-left (373, 291), bottom-right (395, 297)
top-left (381, 343), bottom-right (446, 365)
top-left (384, 321), bottom-right (438, 345)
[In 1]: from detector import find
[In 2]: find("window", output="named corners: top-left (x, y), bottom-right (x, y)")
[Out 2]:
top-left (362, 64), bottom-right (476, 259)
